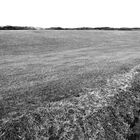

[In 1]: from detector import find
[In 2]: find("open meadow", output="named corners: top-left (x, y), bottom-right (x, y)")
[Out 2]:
top-left (1, 30), bottom-right (140, 139)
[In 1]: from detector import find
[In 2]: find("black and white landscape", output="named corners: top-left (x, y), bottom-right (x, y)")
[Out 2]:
top-left (1, 0), bottom-right (140, 139)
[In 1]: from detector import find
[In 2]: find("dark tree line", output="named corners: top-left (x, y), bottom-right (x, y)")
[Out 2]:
top-left (1, 26), bottom-right (140, 30)
top-left (46, 27), bottom-right (140, 30)
top-left (0, 26), bottom-right (36, 30)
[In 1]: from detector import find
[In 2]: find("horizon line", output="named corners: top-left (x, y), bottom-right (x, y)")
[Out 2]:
top-left (1, 25), bottom-right (140, 30)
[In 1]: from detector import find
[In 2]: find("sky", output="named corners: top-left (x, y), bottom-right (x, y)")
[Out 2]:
top-left (0, 0), bottom-right (140, 28)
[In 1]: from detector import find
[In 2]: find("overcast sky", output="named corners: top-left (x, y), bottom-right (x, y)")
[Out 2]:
top-left (0, 0), bottom-right (140, 28)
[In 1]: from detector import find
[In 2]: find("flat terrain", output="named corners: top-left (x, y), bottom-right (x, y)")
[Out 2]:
top-left (1, 30), bottom-right (140, 117)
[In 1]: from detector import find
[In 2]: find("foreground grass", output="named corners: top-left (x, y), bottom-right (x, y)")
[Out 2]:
top-left (1, 65), bottom-right (140, 140)
top-left (1, 30), bottom-right (140, 139)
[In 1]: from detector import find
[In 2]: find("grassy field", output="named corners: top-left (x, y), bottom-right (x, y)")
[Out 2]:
top-left (1, 30), bottom-right (140, 113)
top-left (1, 30), bottom-right (140, 139)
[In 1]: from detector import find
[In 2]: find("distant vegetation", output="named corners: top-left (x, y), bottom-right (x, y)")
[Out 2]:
top-left (0, 25), bottom-right (36, 30)
top-left (46, 27), bottom-right (140, 30)
top-left (94, 27), bottom-right (140, 31)
top-left (45, 27), bottom-right (96, 30)
top-left (1, 25), bottom-right (140, 30)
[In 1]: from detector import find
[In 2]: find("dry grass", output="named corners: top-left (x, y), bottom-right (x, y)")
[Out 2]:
top-left (1, 65), bottom-right (140, 140)
top-left (1, 30), bottom-right (140, 139)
